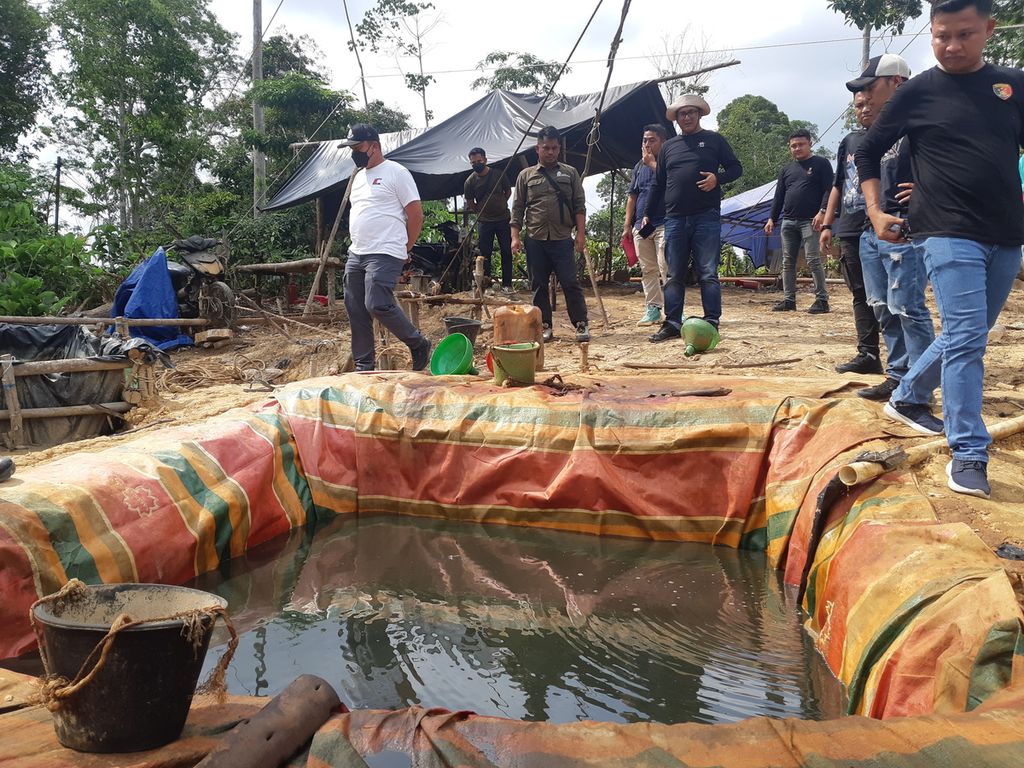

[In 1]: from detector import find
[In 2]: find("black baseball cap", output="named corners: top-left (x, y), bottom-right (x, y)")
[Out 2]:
top-left (339, 123), bottom-right (379, 146)
top-left (846, 54), bottom-right (911, 92)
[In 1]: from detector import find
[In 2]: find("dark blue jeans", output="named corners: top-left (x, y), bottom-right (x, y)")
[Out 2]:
top-left (523, 237), bottom-right (588, 327)
top-left (478, 219), bottom-right (513, 286)
top-left (663, 209), bottom-right (722, 328)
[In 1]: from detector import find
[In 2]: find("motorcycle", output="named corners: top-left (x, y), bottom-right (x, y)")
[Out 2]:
top-left (165, 236), bottom-right (235, 328)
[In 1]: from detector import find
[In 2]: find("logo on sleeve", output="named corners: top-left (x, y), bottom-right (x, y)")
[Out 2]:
top-left (993, 83), bottom-right (1013, 101)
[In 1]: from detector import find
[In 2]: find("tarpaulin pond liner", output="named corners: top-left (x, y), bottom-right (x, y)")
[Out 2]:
top-left (0, 372), bottom-right (1021, 724)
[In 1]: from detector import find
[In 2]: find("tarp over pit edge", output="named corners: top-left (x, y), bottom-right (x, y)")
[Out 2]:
top-left (0, 373), bottom-right (1021, 721)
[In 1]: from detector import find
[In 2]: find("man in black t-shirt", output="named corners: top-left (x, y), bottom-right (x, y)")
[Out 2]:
top-left (819, 91), bottom-right (883, 375)
top-left (464, 148), bottom-right (514, 291)
top-left (856, 0), bottom-right (1024, 499)
top-left (642, 94), bottom-right (743, 343)
top-left (764, 129), bottom-right (834, 314)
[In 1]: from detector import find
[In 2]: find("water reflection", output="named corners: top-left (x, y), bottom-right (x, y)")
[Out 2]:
top-left (193, 517), bottom-right (843, 724)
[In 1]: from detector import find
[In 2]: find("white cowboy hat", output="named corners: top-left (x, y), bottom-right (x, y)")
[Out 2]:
top-left (666, 95), bottom-right (711, 121)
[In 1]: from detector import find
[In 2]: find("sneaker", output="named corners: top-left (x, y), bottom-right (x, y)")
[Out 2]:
top-left (542, 324), bottom-right (554, 343)
top-left (835, 353), bottom-right (883, 374)
top-left (575, 322), bottom-right (591, 342)
top-left (946, 459), bottom-right (991, 499)
top-left (636, 305), bottom-right (662, 327)
top-left (856, 377), bottom-right (899, 401)
top-left (772, 300), bottom-right (796, 312)
top-left (411, 339), bottom-right (432, 371)
top-left (883, 400), bottom-right (944, 436)
top-left (501, 284), bottom-right (515, 294)
top-left (808, 299), bottom-right (830, 314)
top-left (648, 322), bottom-right (680, 343)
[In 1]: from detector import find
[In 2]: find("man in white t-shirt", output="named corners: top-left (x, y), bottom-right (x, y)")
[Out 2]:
top-left (341, 123), bottom-right (431, 371)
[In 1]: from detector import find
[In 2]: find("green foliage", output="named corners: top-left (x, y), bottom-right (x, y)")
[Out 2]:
top-left (585, 172), bottom-right (629, 280)
top-left (0, 272), bottom-right (69, 316)
top-left (470, 52), bottom-right (567, 95)
top-left (0, 0), bottom-right (49, 154)
top-left (48, 0), bottom-right (236, 230)
top-left (989, 1), bottom-right (1024, 68)
top-left (0, 164), bottom-right (106, 313)
top-left (827, 0), bottom-right (923, 33)
top-left (716, 95), bottom-right (824, 196)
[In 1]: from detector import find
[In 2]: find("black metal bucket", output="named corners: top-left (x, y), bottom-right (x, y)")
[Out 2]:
top-left (31, 583), bottom-right (226, 753)
top-left (442, 316), bottom-right (482, 345)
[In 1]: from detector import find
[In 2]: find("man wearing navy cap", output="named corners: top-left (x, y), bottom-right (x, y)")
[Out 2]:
top-left (341, 123), bottom-right (432, 372)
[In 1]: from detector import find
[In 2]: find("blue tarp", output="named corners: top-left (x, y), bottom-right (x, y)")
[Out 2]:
top-left (720, 181), bottom-right (781, 268)
top-left (111, 248), bottom-right (192, 351)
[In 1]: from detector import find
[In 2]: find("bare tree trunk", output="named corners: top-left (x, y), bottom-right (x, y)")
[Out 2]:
top-left (252, 0), bottom-right (267, 216)
top-left (342, 0), bottom-right (369, 107)
top-left (862, 27), bottom-right (871, 71)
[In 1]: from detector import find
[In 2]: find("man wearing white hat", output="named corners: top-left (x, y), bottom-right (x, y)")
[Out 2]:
top-left (642, 94), bottom-right (742, 343)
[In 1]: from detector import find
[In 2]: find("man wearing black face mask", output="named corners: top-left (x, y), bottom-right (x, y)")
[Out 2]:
top-left (342, 123), bottom-right (432, 371)
top-left (464, 148), bottom-right (514, 291)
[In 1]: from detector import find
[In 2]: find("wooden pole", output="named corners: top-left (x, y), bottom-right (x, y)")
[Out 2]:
top-left (304, 173), bottom-right (357, 317)
top-left (582, 245), bottom-right (609, 327)
top-left (6, 359), bottom-right (130, 376)
top-left (252, 0), bottom-right (267, 213)
top-left (0, 315), bottom-right (210, 327)
top-left (1, 356), bottom-right (23, 448)
top-left (0, 402), bottom-right (132, 422)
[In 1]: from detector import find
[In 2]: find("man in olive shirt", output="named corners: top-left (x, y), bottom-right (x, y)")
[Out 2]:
top-left (511, 126), bottom-right (590, 342)
top-left (464, 148), bottom-right (514, 291)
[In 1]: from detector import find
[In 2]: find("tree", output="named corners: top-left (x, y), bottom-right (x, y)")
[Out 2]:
top-left (989, 1), bottom-right (1024, 68)
top-left (352, 0), bottom-right (441, 126)
top-left (647, 28), bottom-right (729, 103)
top-left (585, 172), bottom-right (629, 281)
top-left (0, 0), bottom-right (49, 155)
top-left (48, 0), bottom-right (236, 231)
top-left (716, 95), bottom-right (823, 195)
top-left (470, 51), bottom-right (567, 96)
top-left (827, 0), bottom-right (923, 33)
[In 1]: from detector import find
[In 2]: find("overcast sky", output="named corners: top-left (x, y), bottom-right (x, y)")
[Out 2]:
top-left (210, 0), bottom-right (940, 150)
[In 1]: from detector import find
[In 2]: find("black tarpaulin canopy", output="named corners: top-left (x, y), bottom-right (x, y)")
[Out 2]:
top-left (263, 80), bottom-right (673, 211)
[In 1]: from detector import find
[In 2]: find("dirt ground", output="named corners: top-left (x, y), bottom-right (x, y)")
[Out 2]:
top-left (12, 276), bottom-right (1024, 607)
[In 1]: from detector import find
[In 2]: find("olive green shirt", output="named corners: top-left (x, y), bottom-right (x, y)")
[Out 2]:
top-left (463, 168), bottom-right (512, 222)
top-left (510, 162), bottom-right (586, 241)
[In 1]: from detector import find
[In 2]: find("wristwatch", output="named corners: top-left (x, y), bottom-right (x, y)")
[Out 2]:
top-left (820, 224), bottom-right (833, 230)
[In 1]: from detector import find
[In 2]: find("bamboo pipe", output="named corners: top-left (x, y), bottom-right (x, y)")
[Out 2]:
top-left (838, 412), bottom-right (1024, 486)
top-left (0, 402), bottom-right (132, 421)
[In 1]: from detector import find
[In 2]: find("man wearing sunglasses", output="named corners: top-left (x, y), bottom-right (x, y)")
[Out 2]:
top-left (641, 95), bottom-right (742, 343)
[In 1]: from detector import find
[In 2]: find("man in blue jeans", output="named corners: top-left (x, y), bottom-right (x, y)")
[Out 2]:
top-left (642, 94), bottom-right (743, 342)
top-left (848, 54), bottom-right (936, 403)
top-left (856, 0), bottom-right (1024, 498)
top-left (764, 129), bottom-right (834, 314)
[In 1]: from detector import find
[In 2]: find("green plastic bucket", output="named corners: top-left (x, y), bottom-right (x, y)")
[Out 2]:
top-left (491, 342), bottom-right (539, 386)
top-left (430, 332), bottom-right (476, 375)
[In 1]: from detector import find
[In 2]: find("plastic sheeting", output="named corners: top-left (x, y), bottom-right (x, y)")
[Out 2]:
top-left (263, 82), bottom-right (674, 210)
top-left (111, 247), bottom-right (193, 350)
top-left (1, 675), bottom-right (1023, 766)
top-left (0, 373), bottom-right (1021, 720)
top-left (0, 324), bottom-right (159, 447)
top-left (719, 179), bottom-right (781, 268)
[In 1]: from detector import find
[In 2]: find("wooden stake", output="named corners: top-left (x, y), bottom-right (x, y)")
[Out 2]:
top-left (304, 172), bottom-right (357, 317)
top-left (580, 341), bottom-right (589, 373)
top-left (1, 356), bottom-right (22, 449)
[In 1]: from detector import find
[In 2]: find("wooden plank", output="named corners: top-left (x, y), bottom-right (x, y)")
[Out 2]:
top-left (9, 359), bottom-right (131, 376)
top-left (0, 316), bottom-right (209, 327)
top-left (1, 356), bottom-right (22, 448)
top-left (0, 402), bottom-right (132, 421)
top-left (234, 257), bottom-right (342, 275)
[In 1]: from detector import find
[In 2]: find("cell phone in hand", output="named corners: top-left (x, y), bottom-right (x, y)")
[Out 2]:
top-left (637, 221), bottom-right (656, 239)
